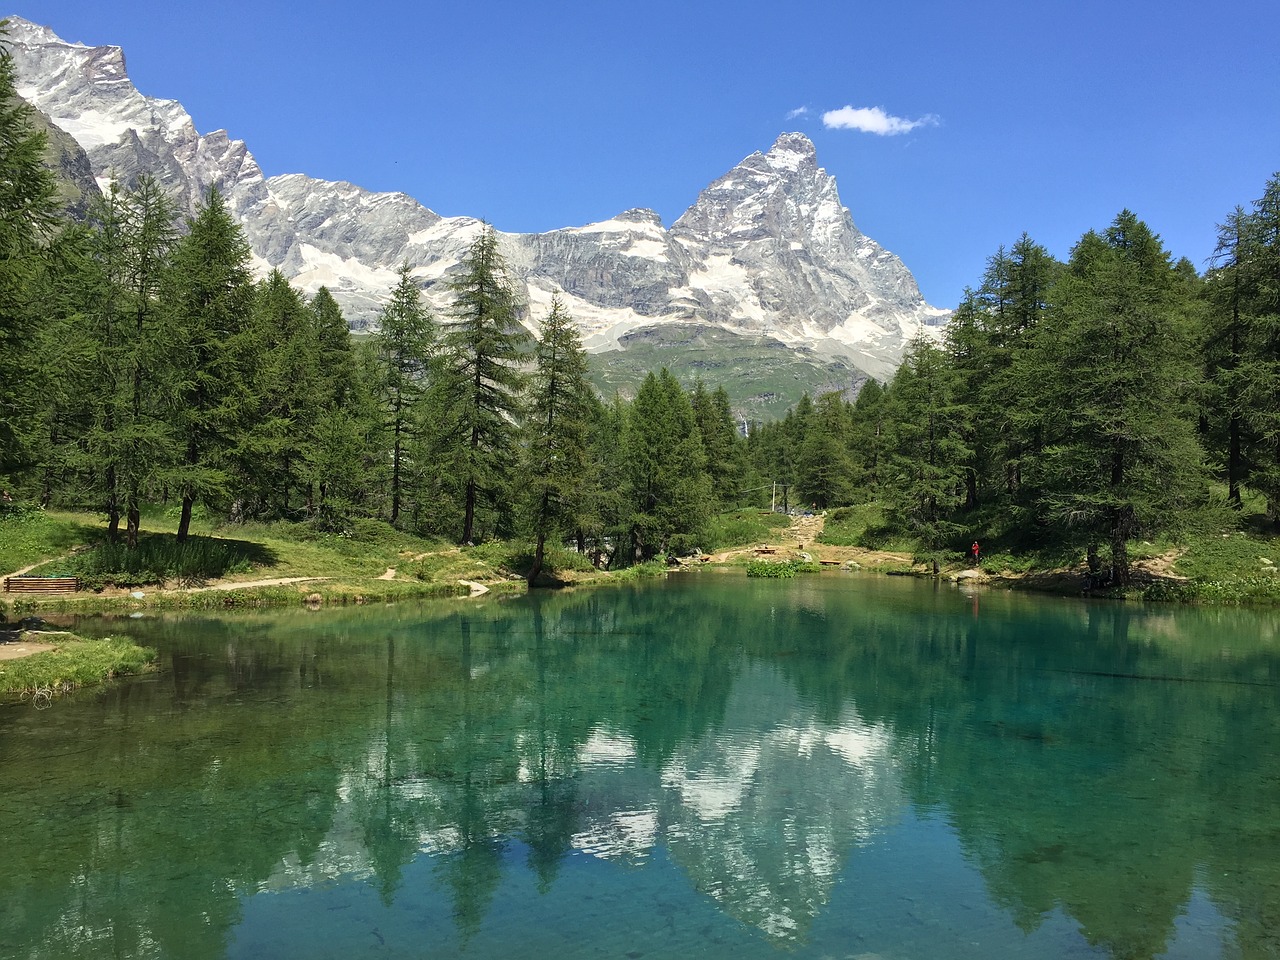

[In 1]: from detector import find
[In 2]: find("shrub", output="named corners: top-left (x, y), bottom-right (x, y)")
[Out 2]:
top-left (746, 558), bottom-right (819, 578)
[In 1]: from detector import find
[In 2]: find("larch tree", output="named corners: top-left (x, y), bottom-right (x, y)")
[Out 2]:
top-left (436, 226), bottom-right (529, 544)
top-left (372, 263), bottom-right (434, 527)
top-left (0, 28), bottom-right (59, 487)
top-left (622, 369), bottom-right (710, 559)
top-left (119, 176), bottom-right (178, 546)
top-left (240, 270), bottom-right (319, 517)
top-left (522, 295), bottom-right (592, 586)
top-left (1241, 175), bottom-right (1280, 519)
top-left (1020, 212), bottom-right (1205, 585)
top-left (163, 186), bottom-right (256, 542)
top-left (796, 391), bottom-right (855, 509)
top-left (691, 381), bottom-right (744, 509)
top-left (882, 335), bottom-right (972, 573)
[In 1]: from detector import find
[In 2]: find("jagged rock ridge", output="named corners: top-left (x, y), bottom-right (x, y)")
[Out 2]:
top-left (7, 16), bottom-right (947, 383)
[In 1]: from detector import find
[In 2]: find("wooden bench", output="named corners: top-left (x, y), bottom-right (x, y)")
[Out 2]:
top-left (4, 576), bottom-right (81, 594)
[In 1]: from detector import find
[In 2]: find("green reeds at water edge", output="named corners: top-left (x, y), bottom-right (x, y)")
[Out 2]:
top-left (34, 535), bottom-right (270, 588)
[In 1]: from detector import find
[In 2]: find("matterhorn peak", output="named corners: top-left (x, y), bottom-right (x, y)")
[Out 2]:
top-left (764, 132), bottom-right (818, 171)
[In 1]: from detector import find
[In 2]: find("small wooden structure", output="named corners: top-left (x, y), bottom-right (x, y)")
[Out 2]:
top-left (3, 576), bottom-right (81, 594)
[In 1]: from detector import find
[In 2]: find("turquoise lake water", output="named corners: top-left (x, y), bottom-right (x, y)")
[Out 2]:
top-left (2, 572), bottom-right (1279, 959)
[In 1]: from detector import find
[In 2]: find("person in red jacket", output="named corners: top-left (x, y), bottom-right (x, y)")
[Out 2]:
top-left (970, 541), bottom-right (980, 566)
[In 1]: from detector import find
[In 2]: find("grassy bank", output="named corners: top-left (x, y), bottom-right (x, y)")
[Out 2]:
top-left (1, 505), bottom-right (809, 614)
top-left (0, 633), bottom-right (156, 697)
top-left (817, 498), bottom-right (1280, 604)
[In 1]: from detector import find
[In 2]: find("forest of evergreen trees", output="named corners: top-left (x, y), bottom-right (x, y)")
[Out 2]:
top-left (1, 37), bottom-right (1277, 587)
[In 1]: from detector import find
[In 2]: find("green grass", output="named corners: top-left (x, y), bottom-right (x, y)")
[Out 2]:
top-left (744, 557), bottom-right (823, 578)
top-left (705, 509), bottom-right (791, 551)
top-left (1140, 527), bottom-right (1280, 604)
top-left (610, 560), bottom-right (670, 582)
top-left (1172, 530), bottom-right (1279, 580)
top-left (818, 503), bottom-right (919, 552)
top-left (0, 634), bottom-right (156, 695)
top-left (0, 507), bottom-right (97, 575)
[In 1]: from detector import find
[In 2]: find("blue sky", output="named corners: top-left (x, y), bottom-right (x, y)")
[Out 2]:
top-left (11, 0), bottom-right (1280, 309)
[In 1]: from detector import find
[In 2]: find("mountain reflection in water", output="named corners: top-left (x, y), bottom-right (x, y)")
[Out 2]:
top-left (1, 572), bottom-right (1277, 959)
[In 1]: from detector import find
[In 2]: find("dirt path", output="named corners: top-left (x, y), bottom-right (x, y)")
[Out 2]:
top-left (1, 557), bottom-right (70, 581)
top-left (709, 513), bottom-right (828, 563)
top-left (181, 576), bottom-right (331, 593)
top-left (0, 638), bottom-right (56, 660)
top-left (707, 512), bottom-right (917, 569)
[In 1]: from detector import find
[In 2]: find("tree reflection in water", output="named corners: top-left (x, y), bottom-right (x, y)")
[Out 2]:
top-left (1, 575), bottom-right (1277, 958)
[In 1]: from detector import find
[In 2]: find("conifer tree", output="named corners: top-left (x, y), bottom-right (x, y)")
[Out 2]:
top-left (240, 270), bottom-right (319, 517)
top-left (1240, 175), bottom-right (1280, 518)
top-left (584, 393), bottom-right (630, 567)
top-left (119, 176), bottom-right (178, 546)
top-left (848, 379), bottom-right (887, 496)
top-left (0, 30), bottom-right (59, 487)
top-left (306, 341), bottom-right (388, 528)
top-left (622, 369), bottom-right (710, 559)
top-left (796, 391), bottom-right (855, 509)
top-left (372, 263), bottom-right (434, 527)
top-left (435, 226), bottom-right (529, 543)
top-left (302, 287), bottom-right (372, 527)
top-left (691, 382), bottom-right (744, 509)
top-left (310, 287), bottom-right (357, 409)
top-left (1020, 212), bottom-right (1205, 584)
top-left (882, 335), bottom-right (972, 573)
top-left (522, 296), bottom-right (592, 585)
top-left (70, 186), bottom-right (131, 538)
top-left (163, 186), bottom-right (256, 541)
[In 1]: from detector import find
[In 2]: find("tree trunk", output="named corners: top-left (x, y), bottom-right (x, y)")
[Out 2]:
top-left (1109, 507), bottom-right (1132, 588)
top-left (527, 534), bottom-right (546, 589)
top-left (390, 430), bottom-right (402, 525)
top-left (106, 464), bottom-right (120, 543)
top-left (1228, 412), bottom-right (1242, 508)
top-left (462, 477), bottom-right (477, 545)
top-left (177, 494), bottom-right (194, 543)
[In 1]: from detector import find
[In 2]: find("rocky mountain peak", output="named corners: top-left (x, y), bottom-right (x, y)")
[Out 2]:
top-left (670, 131), bottom-right (848, 252)
top-left (7, 16), bottom-right (947, 394)
top-left (4, 16), bottom-right (63, 46)
top-left (614, 208), bottom-right (664, 227)
top-left (764, 131), bottom-right (818, 170)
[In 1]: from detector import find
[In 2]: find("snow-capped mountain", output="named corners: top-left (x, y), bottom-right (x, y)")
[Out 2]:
top-left (7, 16), bottom-right (946, 386)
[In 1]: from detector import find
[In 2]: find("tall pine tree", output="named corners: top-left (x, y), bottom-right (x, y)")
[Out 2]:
top-left (163, 186), bottom-right (256, 541)
top-left (372, 263), bottom-right (434, 527)
top-left (435, 226), bottom-right (529, 543)
top-left (0, 28), bottom-right (59, 488)
top-left (521, 296), bottom-right (592, 585)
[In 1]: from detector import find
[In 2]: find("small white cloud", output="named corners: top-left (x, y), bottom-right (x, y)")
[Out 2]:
top-left (822, 105), bottom-right (939, 136)
top-left (785, 106), bottom-right (809, 120)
